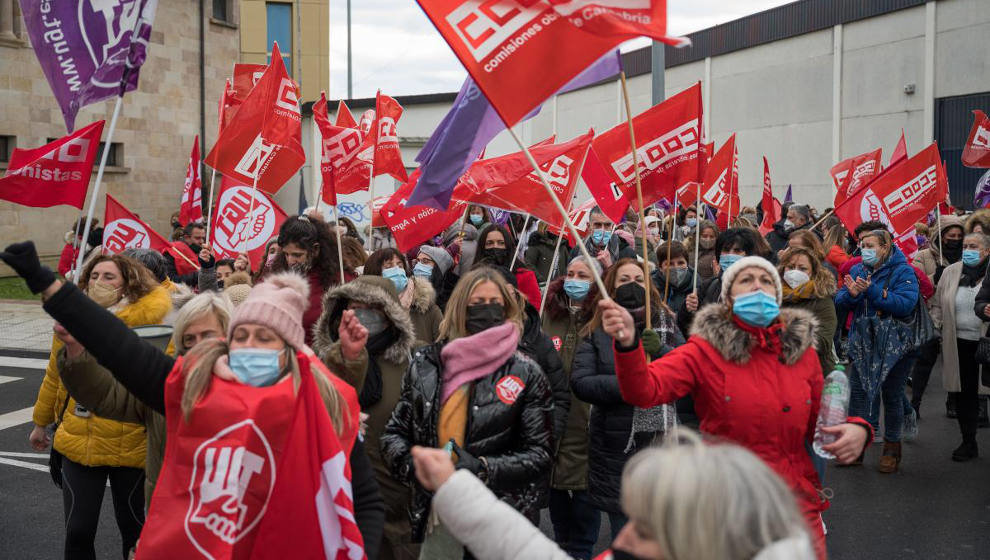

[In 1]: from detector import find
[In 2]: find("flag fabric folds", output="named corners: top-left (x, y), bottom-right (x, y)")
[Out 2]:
top-left (210, 177), bottom-right (289, 268)
top-left (103, 194), bottom-right (171, 255)
top-left (831, 148), bottom-right (883, 207)
top-left (700, 134), bottom-right (739, 217)
top-left (963, 110), bottom-right (990, 168)
top-left (0, 121), bottom-right (105, 209)
top-left (381, 170), bottom-right (467, 252)
top-left (179, 136), bottom-right (204, 226)
top-left (19, 0), bottom-right (158, 132)
top-left (759, 157), bottom-right (781, 236)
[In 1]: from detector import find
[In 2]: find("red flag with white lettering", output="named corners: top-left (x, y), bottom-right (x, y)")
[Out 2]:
top-left (371, 93), bottom-right (409, 184)
top-left (0, 120), bottom-right (104, 209)
top-left (179, 136), bottom-right (204, 226)
top-left (210, 177), bottom-right (289, 269)
top-left (831, 148), bottom-right (883, 207)
top-left (834, 143), bottom-right (947, 236)
top-left (453, 131), bottom-right (593, 228)
top-left (204, 42), bottom-right (305, 194)
top-left (313, 93), bottom-right (342, 205)
top-left (591, 82), bottom-right (703, 212)
top-left (963, 110), bottom-right (990, 168)
top-left (218, 79), bottom-right (240, 135)
top-left (417, 0), bottom-right (687, 127)
top-left (381, 170), bottom-right (467, 253)
top-left (581, 147), bottom-right (630, 223)
top-left (759, 157), bottom-right (781, 236)
top-left (547, 197), bottom-right (596, 245)
top-left (232, 63), bottom-right (267, 101)
top-left (701, 134), bottom-right (739, 217)
top-left (103, 194), bottom-right (172, 255)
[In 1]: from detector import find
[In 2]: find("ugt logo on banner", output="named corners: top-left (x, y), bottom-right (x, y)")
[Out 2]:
top-left (214, 186), bottom-right (278, 255)
top-left (103, 219), bottom-right (150, 253)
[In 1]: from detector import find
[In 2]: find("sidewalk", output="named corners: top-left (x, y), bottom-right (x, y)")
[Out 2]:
top-left (0, 300), bottom-right (52, 356)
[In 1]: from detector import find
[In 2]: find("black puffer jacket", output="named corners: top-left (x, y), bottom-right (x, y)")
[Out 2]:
top-left (571, 320), bottom-right (685, 514)
top-left (380, 343), bottom-right (555, 542)
top-left (519, 303), bottom-right (570, 442)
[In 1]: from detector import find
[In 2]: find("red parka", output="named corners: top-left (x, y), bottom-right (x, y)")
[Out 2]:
top-left (612, 304), bottom-right (872, 560)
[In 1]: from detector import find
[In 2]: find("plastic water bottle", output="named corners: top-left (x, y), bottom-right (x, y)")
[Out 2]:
top-left (813, 366), bottom-right (851, 459)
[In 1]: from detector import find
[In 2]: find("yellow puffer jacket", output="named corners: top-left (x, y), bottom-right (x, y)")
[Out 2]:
top-left (32, 286), bottom-right (171, 468)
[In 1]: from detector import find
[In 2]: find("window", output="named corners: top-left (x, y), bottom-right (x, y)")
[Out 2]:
top-left (47, 139), bottom-right (122, 167)
top-left (212, 0), bottom-right (229, 22)
top-left (266, 2), bottom-right (292, 76)
top-left (0, 136), bottom-right (13, 163)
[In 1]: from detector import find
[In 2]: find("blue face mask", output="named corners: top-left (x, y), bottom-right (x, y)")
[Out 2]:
top-left (861, 248), bottom-right (879, 267)
top-left (591, 229), bottom-right (612, 247)
top-left (413, 262), bottom-right (434, 278)
top-left (732, 290), bottom-right (780, 328)
top-left (383, 266), bottom-right (408, 292)
top-left (686, 218), bottom-right (698, 228)
top-left (963, 249), bottom-right (983, 267)
top-left (469, 214), bottom-right (483, 226)
top-left (719, 253), bottom-right (742, 271)
top-left (563, 279), bottom-right (591, 301)
top-left (229, 348), bottom-right (285, 387)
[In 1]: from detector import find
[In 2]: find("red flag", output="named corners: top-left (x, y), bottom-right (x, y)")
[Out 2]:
top-left (370, 93), bottom-right (410, 184)
top-left (963, 110), bottom-right (990, 168)
top-left (0, 121), bottom-right (104, 209)
top-left (218, 79), bottom-right (241, 135)
top-left (890, 130), bottom-right (907, 167)
top-left (417, 0), bottom-right (686, 127)
top-left (210, 177), bottom-right (289, 269)
top-left (834, 143), bottom-right (946, 236)
top-left (179, 136), bottom-right (204, 226)
top-left (335, 100), bottom-right (357, 129)
top-left (381, 171), bottom-right (467, 253)
top-left (701, 134), bottom-right (739, 216)
top-left (591, 82), bottom-right (703, 212)
top-left (759, 157), bottom-right (781, 236)
top-left (204, 42), bottom-right (305, 194)
top-left (232, 63), bottom-right (267, 101)
top-left (313, 93), bottom-right (342, 205)
top-left (831, 148), bottom-right (883, 207)
top-left (453, 131), bottom-right (593, 228)
top-left (581, 147), bottom-right (630, 223)
top-left (547, 197), bottom-right (596, 245)
top-left (103, 194), bottom-right (172, 255)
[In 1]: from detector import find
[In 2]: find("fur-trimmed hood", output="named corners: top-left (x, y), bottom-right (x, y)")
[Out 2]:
top-left (312, 275), bottom-right (416, 364)
top-left (407, 276), bottom-right (438, 315)
top-left (689, 303), bottom-right (819, 366)
top-left (966, 208), bottom-right (990, 235)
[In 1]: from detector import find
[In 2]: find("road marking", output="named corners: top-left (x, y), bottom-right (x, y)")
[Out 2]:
top-left (0, 456), bottom-right (48, 473)
top-left (0, 452), bottom-right (48, 459)
top-left (0, 375), bottom-right (22, 385)
top-left (0, 407), bottom-right (35, 431)
top-left (0, 357), bottom-right (48, 370)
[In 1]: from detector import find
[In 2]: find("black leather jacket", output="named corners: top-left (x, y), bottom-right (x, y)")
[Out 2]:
top-left (380, 342), bottom-right (555, 542)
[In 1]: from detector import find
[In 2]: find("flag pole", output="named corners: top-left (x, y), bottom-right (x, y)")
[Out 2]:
top-left (76, 95), bottom-right (124, 274)
top-left (809, 209), bottom-right (834, 232)
top-left (365, 92), bottom-right (380, 252)
top-left (332, 203), bottom-right (346, 285)
top-left (693, 182), bottom-right (702, 293)
top-left (663, 208), bottom-right (674, 302)
top-left (619, 71), bottom-right (652, 330)
top-left (509, 214), bottom-right (531, 270)
top-left (204, 167), bottom-right (218, 244)
top-left (539, 227), bottom-right (566, 320)
top-left (504, 127), bottom-right (609, 300)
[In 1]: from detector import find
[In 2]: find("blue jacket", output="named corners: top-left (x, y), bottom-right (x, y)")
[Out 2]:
top-left (835, 245), bottom-right (919, 318)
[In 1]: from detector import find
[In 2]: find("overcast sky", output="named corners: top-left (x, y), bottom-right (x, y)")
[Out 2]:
top-left (325, 1), bottom-right (796, 99)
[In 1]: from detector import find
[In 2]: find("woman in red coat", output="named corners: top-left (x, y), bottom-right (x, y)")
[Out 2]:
top-left (598, 256), bottom-right (872, 559)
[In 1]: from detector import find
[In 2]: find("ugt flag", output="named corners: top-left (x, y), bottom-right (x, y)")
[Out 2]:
top-left (417, 0), bottom-right (686, 127)
top-left (963, 110), bottom-right (990, 168)
top-left (103, 194), bottom-right (171, 255)
top-left (0, 120), bottom-right (104, 209)
top-left (204, 42), bottom-right (305, 194)
top-left (210, 177), bottom-right (288, 269)
top-left (179, 136), bottom-right (203, 226)
top-left (19, 0), bottom-right (158, 132)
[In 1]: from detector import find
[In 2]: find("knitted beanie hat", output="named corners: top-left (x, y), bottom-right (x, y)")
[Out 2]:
top-left (228, 272), bottom-right (310, 349)
top-left (719, 256), bottom-right (783, 304)
top-left (418, 244), bottom-right (454, 275)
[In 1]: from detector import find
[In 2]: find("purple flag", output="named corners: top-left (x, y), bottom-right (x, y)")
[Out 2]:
top-left (409, 50), bottom-right (623, 210)
top-left (975, 169), bottom-right (990, 208)
top-left (784, 184), bottom-right (793, 204)
top-left (488, 208), bottom-right (512, 227)
top-left (19, 0), bottom-right (158, 132)
top-left (705, 206), bottom-right (717, 222)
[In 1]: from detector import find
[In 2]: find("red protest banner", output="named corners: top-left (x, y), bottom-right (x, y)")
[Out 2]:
top-left (0, 120), bottom-right (104, 209)
top-left (179, 136), bottom-right (203, 226)
top-left (210, 177), bottom-right (288, 268)
top-left (103, 194), bottom-right (172, 255)
top-left (581, 147), bottom-right (629, 223)
top-left (701, 134), bottom-right (739, 217)
top-left (759, 157), bottom-right (781, 236)
top-left (381, 170), bottom-right (467, 253)
top-left (831, 148), bottom-right (882, 207)
top-left (963, 110), bottom-right (990, 168)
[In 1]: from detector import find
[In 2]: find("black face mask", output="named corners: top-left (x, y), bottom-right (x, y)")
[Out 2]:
top-left (481, 247), bottom-right (509, 266)
top-left (614, 282), bottom-right (646, 311)
top-left (188, 243), bottom-right (203, 254)
top-left (465, 303), bottom-right (505, 335)
top-left (943, 238), bottom-right (963, 262)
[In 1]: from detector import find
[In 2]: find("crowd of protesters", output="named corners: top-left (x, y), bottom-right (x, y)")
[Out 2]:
top-left (8, 196), bottom-right (990, 560)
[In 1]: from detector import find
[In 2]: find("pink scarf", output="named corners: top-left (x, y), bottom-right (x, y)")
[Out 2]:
top-left (440, 321), bottom-right (520, 404)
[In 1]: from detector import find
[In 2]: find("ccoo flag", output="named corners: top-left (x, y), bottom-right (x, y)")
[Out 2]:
top-left (963, 110), bottom-right (990, 168)
top-left (19, 0), bottom-right (158, 132)
top-left (179, 136), bottom-right (203, 226)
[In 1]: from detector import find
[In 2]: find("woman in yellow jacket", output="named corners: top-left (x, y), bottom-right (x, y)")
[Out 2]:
top-left (29, 254), bottom-right (169, 560)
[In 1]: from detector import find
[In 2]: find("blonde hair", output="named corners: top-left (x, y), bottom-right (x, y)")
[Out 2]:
top-left (172, 293), bottom-right (234, 355)
top-left (778, 247), bottom-right (835, 297)
top-left (621, 430), bottom-right (809, 560)
top-left (438, 267), bottom-right (523, 341)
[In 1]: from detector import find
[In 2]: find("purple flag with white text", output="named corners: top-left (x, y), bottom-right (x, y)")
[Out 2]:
top-left (410, 51), bottom-right (622, 210)
top-left (19, 0), bottom-right (158, 132)
top-left (975, 169), bottom-right (990, 209)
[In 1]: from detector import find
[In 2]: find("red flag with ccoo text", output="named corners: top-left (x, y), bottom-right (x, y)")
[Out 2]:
top-left (103, 194), bottom-right (172, 255)
top-left (831, 148), bottom-right (883, 207)
top-left (963, 110), bottom-right (990, 168)
top-left (700, 134), bottom-right (739, 218)
top-left (179, 136), bottom-right (204, 226)
top-left (0, 120), bottom-right (105, 209)
top-left (210, 177), bottom-right (289, 269)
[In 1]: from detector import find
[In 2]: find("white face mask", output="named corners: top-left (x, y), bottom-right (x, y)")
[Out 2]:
top-left (782, 269), bottom-right (810, 289)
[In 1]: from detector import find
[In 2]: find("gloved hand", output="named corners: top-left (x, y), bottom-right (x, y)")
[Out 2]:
top-left (641, 328), bottom-right (662, 359)
top-left (449, 440), bottom-right (485, 477)
top-left (0, 242), bottom-right (56, 294)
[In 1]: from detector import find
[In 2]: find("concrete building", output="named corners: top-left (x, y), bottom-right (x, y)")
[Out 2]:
top-left (313, 0), bottom-right (990, 222)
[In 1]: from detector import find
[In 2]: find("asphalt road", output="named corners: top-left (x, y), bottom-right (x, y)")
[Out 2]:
top-left (0, 351), bottom-right (987, 559)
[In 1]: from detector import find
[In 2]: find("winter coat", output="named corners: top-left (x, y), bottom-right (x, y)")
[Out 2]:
top-left (687, 244), bottom-right (717, 282)
top-left (380, 343), bottom-right (555, 542)
top-left (781, 294), bottom-right (837, 375)
top-left (525, 230), bottom-right (568, 285)
top-left (313, 275), bottom-right (418, 557)
top-left (58, 235), bottom-right (80, 277)
top-left (429, 470), bottom-right (816, 560)
top-left (515, 268), bottom-right (543, 310)
top-left (571, 319), bottom-right (685, 514)
top-left (913, 214), bottom-right (964, 282)
top-left (541, 279), bottom-right (595, 490)
top-left (653, 267), bottom-right (694, 316)
top-left (675, 273), bottom-right (722, 335)
top-left (613, 304), bottom-right (873, 557)
top-left (443, 223), bottom-right (479, 276)
top-left (32, 286), bottom-right (171, 469)
top-left (931, 262), bottom-right (990, 395)
top-left (766, 222), bottom-right (815, 256)
top-left (519, 303), bottom-right (570, 443)
top-left (400, 276), bottom-right (443, 346)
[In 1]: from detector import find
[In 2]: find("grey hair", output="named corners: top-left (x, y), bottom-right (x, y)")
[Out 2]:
top-left (621, 430), bottom-right (810, 560)
top-left (789, 204), bottom-right (811, 221)
top-left (965, 232), bottom-right (990, 249)
top-left (172, 292), bottom-right (234, 355)
top-left (567, 255), bottom-right (603, 277)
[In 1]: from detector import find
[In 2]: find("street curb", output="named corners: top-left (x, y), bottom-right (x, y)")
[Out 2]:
top-left (0, 348), bottom-right (49, 360)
